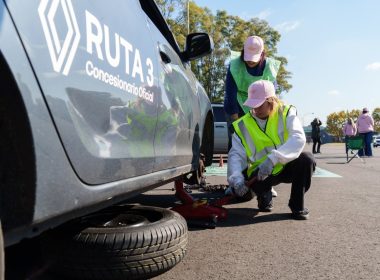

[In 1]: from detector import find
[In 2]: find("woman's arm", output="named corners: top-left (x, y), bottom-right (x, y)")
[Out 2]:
top-left (227, 134), bottom-right (248, 187)
top-left (223, 66), bottom-right (240, 115)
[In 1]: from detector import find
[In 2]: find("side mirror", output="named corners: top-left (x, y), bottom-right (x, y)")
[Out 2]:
top-left (182, 33), bottom-right (213, 61)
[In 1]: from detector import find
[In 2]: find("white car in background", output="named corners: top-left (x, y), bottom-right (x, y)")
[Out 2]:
top-left (212, 103), bottom-right (229, 154)
top-left (373, 135), bottom-right (380, 147)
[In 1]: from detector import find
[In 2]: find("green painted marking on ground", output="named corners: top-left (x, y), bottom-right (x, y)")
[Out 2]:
top-left (205, 164), bottom-right (227, 176)
top-left (205, 164), bottom-right (341, 178)
top-left (313, 167), bottom-right (341, 177)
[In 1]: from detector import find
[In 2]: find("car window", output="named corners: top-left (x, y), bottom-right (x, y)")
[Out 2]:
top-left (213, 106), bottom-right (226, 122)
top-left (139, 0), bottom-right (181, 54)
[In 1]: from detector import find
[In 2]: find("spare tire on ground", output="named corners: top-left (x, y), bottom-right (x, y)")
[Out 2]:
top-left (44, 205), bottom-right (188, 280)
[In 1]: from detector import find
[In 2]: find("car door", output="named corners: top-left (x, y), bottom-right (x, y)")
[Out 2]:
top-left (6, 0), bottom-right (161, 184)
top-left (139, 1), bottom-right (201, 171)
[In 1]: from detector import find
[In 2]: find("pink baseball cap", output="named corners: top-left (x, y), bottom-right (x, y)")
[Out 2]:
top-left (243, 80), bottom-right (275, 108)
top-left (244, 36), bottom-right (264, 62)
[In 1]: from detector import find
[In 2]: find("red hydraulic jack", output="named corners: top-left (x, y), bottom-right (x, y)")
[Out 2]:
top-left (171, 175), bottom-right (258, 228)
top-left (171, 180), bottom-right (232, 229)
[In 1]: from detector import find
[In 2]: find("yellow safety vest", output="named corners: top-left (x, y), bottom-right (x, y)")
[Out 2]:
top-left (232, 105), bottom-right (291, 177)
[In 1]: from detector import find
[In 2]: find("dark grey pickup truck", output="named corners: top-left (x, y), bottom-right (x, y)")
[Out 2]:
top-left (0, 0), bottom-right (214, 278)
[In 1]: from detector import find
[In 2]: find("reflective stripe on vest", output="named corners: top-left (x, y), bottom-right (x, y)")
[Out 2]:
top-left (233, 105), bottom-right (291, 177)
top-left (230, 57), bottom-right (281, 114)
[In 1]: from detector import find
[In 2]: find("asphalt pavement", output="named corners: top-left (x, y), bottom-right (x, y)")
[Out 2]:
top-left (134, 143), bottom-right (380, 280)
top-left (8, 143), bottom-right (379, 280)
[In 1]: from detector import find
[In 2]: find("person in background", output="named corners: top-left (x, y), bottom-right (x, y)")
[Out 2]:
top-left (311, 118), bottom-right (322, 154)
top-left (224, 35), bottom-right (281, 151)
top-left (356, 108), bottom-right (374, 157)
top-left (226, 80), bottom-right (315, 220)
top-left (223, 36), bottom-right (281, 197)
top-left (342, 117), bottom-right (357, 154)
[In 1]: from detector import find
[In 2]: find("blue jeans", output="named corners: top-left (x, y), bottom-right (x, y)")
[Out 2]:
top-left (358, 131), bottom-right (373, 156)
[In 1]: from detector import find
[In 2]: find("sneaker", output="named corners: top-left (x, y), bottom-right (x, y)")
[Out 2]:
top-left (271, 188), bottom-right (278, 197)
top-left (291, 208), bottom-right (310, 220)
top-left (257, 191), bottom-right (273, 212)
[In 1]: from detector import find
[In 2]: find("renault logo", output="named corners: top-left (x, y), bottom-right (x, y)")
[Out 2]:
top-left (38, 0), bottom-right (80, 75)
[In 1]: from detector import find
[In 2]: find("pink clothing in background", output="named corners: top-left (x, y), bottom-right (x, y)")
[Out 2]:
top-left (356, 113), bottom-right (374, 133)
top-left (343, 123), bottom-right (357, 136)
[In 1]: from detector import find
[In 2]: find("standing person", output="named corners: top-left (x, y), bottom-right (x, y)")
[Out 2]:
top-left (356, 108), bottom-right (374, 157)
top-left (311, 118), bottom-right (322, 154)
top-left (226, 80), bottom-right (315, 220)
top-left (224, 35), bottom-right (281, 151)
top-left (342, 117), bottom-right (357, 153)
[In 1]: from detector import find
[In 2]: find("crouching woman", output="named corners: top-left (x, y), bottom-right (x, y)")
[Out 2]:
top-left (226, 80), bottom-right (316, 219)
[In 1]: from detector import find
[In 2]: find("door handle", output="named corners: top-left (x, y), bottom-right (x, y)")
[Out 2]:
top-left (216, 125), bottom-right (226, 128)
top-left (160, 51), bottom-right (171, 64)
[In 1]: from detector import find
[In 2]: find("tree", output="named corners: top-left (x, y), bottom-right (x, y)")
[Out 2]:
top-left (154, 0), bottom-right (187, 48)
top-left (372, 107), bottom-right (380, 132)
top-left (325, 108), bottom-right (380, 138)
top-left (348, 109), bottom-right (361, 122)
top-left (154, 1), bottom-right (292, 102)
top-left (326, 111), bottom-right (347, 138)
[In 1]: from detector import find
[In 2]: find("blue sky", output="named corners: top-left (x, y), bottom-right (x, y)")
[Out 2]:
top-left (193, 0), bottom-right (380, 125)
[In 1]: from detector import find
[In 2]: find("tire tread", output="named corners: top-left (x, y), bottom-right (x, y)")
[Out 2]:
top-left (47, 206), bottom-right (188, 280)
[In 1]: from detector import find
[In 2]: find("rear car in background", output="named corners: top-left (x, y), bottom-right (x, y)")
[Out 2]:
top-left (0, 0), bottom-right (214, 278)
top-left (373, 135), bottom-right (380, 147)
top-left (212, 103), bottom-right (229, 154)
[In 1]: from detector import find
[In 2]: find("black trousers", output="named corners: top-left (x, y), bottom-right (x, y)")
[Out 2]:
top-left (312, 137), bottom-right (321, 153)
top-left (251, 152), bottom-right (316, 211)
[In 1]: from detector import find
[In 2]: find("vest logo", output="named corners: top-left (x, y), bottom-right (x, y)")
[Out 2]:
top-left (38, 0), bottom-right (80, 75)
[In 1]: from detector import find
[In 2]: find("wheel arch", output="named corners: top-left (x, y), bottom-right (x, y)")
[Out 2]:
top-left (0, 51), bottom-right (36, 234)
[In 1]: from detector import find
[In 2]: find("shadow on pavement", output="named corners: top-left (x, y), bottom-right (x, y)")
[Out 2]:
top-left (217, 209), bottom-right (292, 228)
top-left (127, 193), bottom-right (294, 230)
top-left (125, 191), bottom-right (227, 208)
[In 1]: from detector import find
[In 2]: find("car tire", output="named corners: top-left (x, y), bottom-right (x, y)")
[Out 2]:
top-left (183, 156), bottom-right (205, 185)
top-left (200, 114), bottom-right (214, 167)
top-left (45, 205), bottom-right (188, 280)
